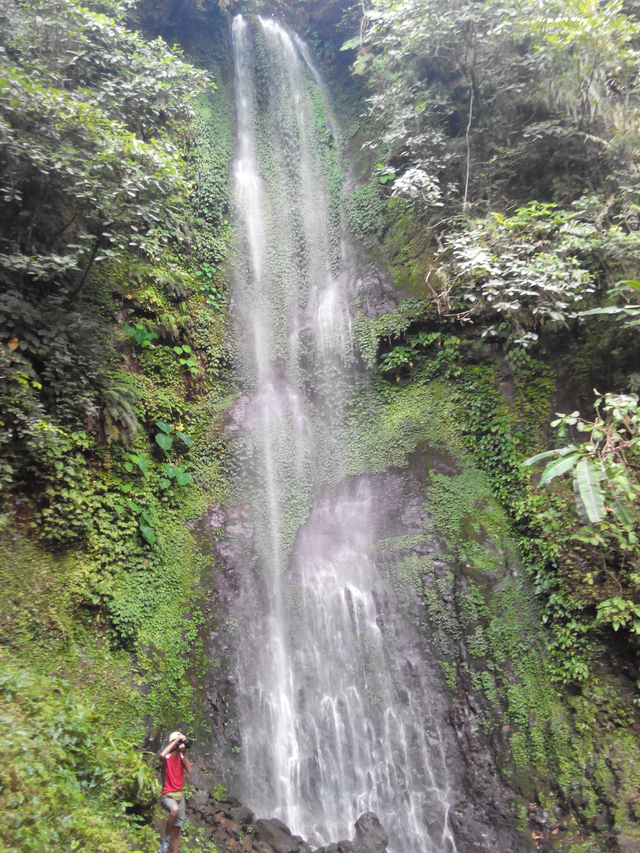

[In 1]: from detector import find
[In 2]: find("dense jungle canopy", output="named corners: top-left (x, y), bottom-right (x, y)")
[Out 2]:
top-left (3, 0), bottom-right (640, 851)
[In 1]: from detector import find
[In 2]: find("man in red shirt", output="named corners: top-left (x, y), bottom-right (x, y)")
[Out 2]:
top-left (158, 731), bottom-right (192, 853)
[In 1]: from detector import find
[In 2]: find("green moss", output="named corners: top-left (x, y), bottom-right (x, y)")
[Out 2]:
top-left (347, 348), bottom-right (640, 841)
top-left (344, 183), bottom-right (387, 250)
top-left (0, 655), bottom-right (159, 853)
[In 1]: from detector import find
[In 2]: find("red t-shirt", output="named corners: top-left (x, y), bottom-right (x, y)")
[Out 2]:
top-left (162, 751), bottom-right (185, 795)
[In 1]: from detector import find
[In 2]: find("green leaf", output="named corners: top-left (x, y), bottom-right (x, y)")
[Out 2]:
top-left (155, 433), bottom-right (173, 452)
top-left (581, 306), bottom-right (640, 316)
top-left (176, 471), bottom-right (193, 486)
top-left (538, 451), bottom-right (580, 486)
top-left (618, 280), bottom-right (640, 290)
top-left (575, 459), bottom-right (605, 523)
top-left (159, 478), bottom-right (171, 488)
top-left (123, 462), bottom-right (133, 472)
top-left (176, 431), bottom-right (193, 448)
top-left (139, 523), bottom-right (156, 545)
top-left (340, 36), bottom-right (360, 51)
top-left (136, 454), bottom-right (148, 475)
top-left (610, 494), bottom-right (635, 527)
top-left (521, 449), bottom-right (558, 466)
top-left (155, 420), bottom-right (173, 434)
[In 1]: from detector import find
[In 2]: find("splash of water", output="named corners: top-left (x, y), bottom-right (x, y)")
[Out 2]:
top-left (228, 15), bottom-right (457, 851)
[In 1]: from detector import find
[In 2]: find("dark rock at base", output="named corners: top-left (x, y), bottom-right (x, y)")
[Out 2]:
top-left (230, 806), bottom-right (256, 828)
top-left (337, 841), bottom-right (355, 852)
top-left (293, 835), bottom-right (313, 853)
top-left (253, 818), bottom-right (301, 853)
top-left (270, 818), bottom-right (293, 836)
top-left (617, 836), bottom-right (640, 853)
top-left (253, 842), bottom-right (276, 853)
top-left (352, 813), bottom-right (388, 853)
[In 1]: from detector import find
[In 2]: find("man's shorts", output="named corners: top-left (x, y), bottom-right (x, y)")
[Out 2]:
top-left (160, 794), bottom-right (186, 828)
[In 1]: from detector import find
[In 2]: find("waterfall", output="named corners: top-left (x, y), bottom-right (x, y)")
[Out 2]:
top-left (226, 15), bottom-right (458, 852)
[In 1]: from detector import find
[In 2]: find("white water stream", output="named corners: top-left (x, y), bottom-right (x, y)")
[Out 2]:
top-left (228, 15), bottom-right (457, 851)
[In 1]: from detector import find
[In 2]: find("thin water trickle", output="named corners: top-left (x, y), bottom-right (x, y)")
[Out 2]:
top-left (227, 15), bottom-right (458, 852)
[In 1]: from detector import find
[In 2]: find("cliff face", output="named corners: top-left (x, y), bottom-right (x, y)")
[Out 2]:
top-left (178, 8), bottom-right (639, 853)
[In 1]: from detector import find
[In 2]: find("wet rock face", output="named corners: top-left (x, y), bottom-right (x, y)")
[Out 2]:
top-left (184, 799), bottom-right (387, 853)
top-left (352, 812), bottom-right (389, 853)
top-left (203, 468), bottom-right (539, 852)
top-left (253, 819), bottom-right (302, 853)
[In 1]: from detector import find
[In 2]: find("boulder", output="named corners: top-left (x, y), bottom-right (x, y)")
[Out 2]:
top-left (218, 816), bottom-right (241, 838)
top-left (253, 819), bottom-right (301, 853)
top-left (337, 842), bottom-right (355, 853)
top-left (352, 813), bottom-right (389, 853)
top-left (617, 837), bottom-right (640, 853)
top-left (188, 766), bottom-right (223, 794)
top-left (189, 790), bottom-right (210, 810)
top-left (293, 835), bottom-right (313, 853)
top-left (230, 806), bottom-right (256, 829)
top-left (271, 818), bottom-right (293, 836)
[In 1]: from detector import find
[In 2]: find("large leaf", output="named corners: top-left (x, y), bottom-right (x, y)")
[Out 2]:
top-left (611, 496), bottom-right (635, 527)
top-left (575, 459), bottom-right (605, 523)
top-left (340, 37), bottom-right (361, 51)
top-left (139, 523), bottom-right (156, 545)
top-left (580, 306), bottom-right (640, 316)
top-left (521, 449), bottom-right (558, 466)
top-left (155, 433), bottom-right (173, 452)
top-left (538, 451), bottom-right (580, 486)
top-left (573, 474), bottom-right (589, 524)
top-left (176, 431), bottom-right (193, 448)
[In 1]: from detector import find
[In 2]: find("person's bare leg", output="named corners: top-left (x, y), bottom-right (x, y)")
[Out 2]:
top-left (170, 826), bottom-right (180, 853)
top-left (165, 805), bottom-right (178, 842)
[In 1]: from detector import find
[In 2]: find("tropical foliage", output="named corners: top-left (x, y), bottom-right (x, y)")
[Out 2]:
top-left (0, 0), bottom-right (207, 489)
top-left (342, 0), bottom-right (640, 677)
top-left (0, 657), bottom-right (159, 853)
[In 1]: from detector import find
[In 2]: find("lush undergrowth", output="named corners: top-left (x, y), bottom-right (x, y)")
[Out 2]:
top-left (0, 656), bottom-right (159, 853)
top-left (0, 1), bottom-right (233, 847)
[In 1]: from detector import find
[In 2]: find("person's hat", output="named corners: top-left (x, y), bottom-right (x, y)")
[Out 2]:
top-left (169, 731), bottom-right (182, 741)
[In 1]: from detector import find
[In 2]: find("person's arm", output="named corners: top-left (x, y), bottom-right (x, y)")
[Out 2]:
top-left (158, 734), bottom-right (185, 760)
top-left (182, 752), bottom-right (192, 774)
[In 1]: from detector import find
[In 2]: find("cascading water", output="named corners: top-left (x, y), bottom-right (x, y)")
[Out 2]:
top-left (226, 15), bottom-right (458, 852)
